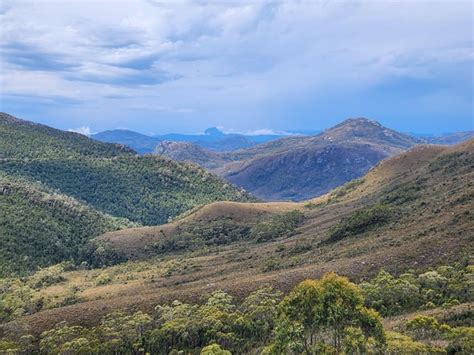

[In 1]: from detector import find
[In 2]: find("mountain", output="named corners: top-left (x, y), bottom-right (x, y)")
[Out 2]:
top-left (0, 113), bottom-right (133, 160)
top-left (91, 129), bottom-right (161, 154)
top-left (156, 118), bottom-right (423, 201)
top-left (419, 131), bottom-right (474, 145)
top-left (220, 118), bottom-right (422, 200)
top-left (0, 113), bottom-right (255, 273)
top-left (10, 139), bottom-right (472, 334)
top-left (153, 141), bottom-right (230, 169)
top-left (92, 126), bottom-right (289, 154)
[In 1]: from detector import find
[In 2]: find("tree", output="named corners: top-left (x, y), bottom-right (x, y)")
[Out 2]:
top-left (98, 311), bottom-right (152, 353)
top-left (274, 273), bottom-right (385, 353)
top-left (200, 343), bottom-right (231, 355)
top-left (39, 322), bottom-right (100, 355)
top-left (405, 315), bottom-right (441, 340)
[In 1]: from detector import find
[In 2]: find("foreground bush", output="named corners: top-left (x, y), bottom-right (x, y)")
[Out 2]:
top-left (271, 273), bottom-right (386, 354)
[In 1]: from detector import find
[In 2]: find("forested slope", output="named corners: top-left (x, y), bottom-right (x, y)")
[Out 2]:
top-left (0, 113), bottom-right (255, 226)
top-left (0, 173), bottom-right (133, 276)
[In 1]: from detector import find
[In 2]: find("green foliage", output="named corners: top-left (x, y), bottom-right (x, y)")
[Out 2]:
top-left (0, 279), bottom-right (42, 322)
top-left (403, 317), bottom-right (474, 354)
top-left (27, 264), bottom-right (67, 289)
top-left (0, 173), bottom-right (132, 276)
top-left (405, 315), bottom-right (446, 340)
top-left (94, 272), bottom-right (112, 286)
top-left (40, 322), bottom-right (100, 355)
top-left (274, 273), bottom-right (386, 353)
top-left (0, 335), bottom-right (35, 354)
top-left (98, 311), bottom-right (152, 353)
top-left (0, 113), bottom-right (133, 160)
top-left (360, 264), bottom-right (472, 316)
top-left (386, 331), bottom-right (435, 354)
top-left (251, 210), bottom-right (304, 243)
top-left (201, 343), bottom-right (231, 354)
top-left (0, 265), bottom-right (83, 322)
top-left (148, 288), bottom-right (281, 354)
top-left (327, 203), bottom-right (392, 243)
top-left (1, 156), bottom-right (254, 226)
top-left (152, 218), bottom-right (251, 254)
top-left (446, 327), bottom-right (474, 354)
top-left (149, 210), bottom-right (303, 256)
top-left (2, 269), bottom-right (471, 354)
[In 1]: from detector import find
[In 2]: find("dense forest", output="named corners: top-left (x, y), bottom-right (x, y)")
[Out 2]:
top-left (0, 173), bottom-right (133, 276)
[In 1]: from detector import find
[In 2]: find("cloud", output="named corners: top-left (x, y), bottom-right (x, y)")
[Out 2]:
top-left (222, 127), bottom-right (289, 136)
top-left (0, 0), bottom-right (472, 133)
top-left (68, 126), bottom-right (92, 136)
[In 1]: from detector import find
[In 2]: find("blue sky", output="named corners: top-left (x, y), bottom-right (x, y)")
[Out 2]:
top-left (0, 0), bottom-right (472, 135)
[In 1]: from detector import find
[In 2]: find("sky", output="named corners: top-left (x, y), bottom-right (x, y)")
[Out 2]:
top-left (0, 0), bottom-right (472, 135)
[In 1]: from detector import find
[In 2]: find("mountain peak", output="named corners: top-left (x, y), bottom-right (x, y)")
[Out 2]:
top-left (205, 127), bottom-right (225, 136)
top-left (336, 117), bottom-right (383, 128)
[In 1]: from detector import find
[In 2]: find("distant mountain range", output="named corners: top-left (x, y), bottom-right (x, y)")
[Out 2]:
top-left (412, 131), bottom-right (474, 145)
top-left (93, 119), bottom-right (472, 202)
top-left (92, 127), bottom-right (295, 154)
top-left (154, 118), bottom-right (427, 201)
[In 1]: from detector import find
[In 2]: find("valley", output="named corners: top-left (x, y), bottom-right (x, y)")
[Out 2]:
top-left (1, 131), bottom-right (472, 353)
top-left (0, 113), bottom-right (472, 354)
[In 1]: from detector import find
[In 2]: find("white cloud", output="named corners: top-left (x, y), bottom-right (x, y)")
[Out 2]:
top-left (0, 0), bottom-right (472, 132)
top-left (68, 126), bottom-right (92, 136)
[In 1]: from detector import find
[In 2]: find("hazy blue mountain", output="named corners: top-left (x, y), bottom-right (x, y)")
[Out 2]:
top-left (92, 129), bottom-right (160, 154)
top-left (410, 131), bottom-right (474, 145)
top-left (92, 126), bottom-right (292, 153)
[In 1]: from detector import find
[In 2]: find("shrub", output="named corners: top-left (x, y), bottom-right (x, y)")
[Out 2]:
top-left (251, 210), bottom-right (304, 243)
top-left (327, 203), bottom-right (392, 243)
top-left (95, 272), bottom-right (112, 286)
top-left (200, 343), bottom-right (231, 354)
top-left (28, 264), bottom-right (66, 289)
top-left (385, 331), bottom-right (429, 354)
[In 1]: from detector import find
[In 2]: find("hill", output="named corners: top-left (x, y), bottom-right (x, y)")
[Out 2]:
top-left (102, 139), bottom-right (474, 265)
top-left (0, 172), bottom-right (133, 276)
top-left (0, 113), bottom-right (133, 159)
top-left (0, 113), bottom-right (255, 227)
top-left (8, 139), bottom-right (470, 335)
